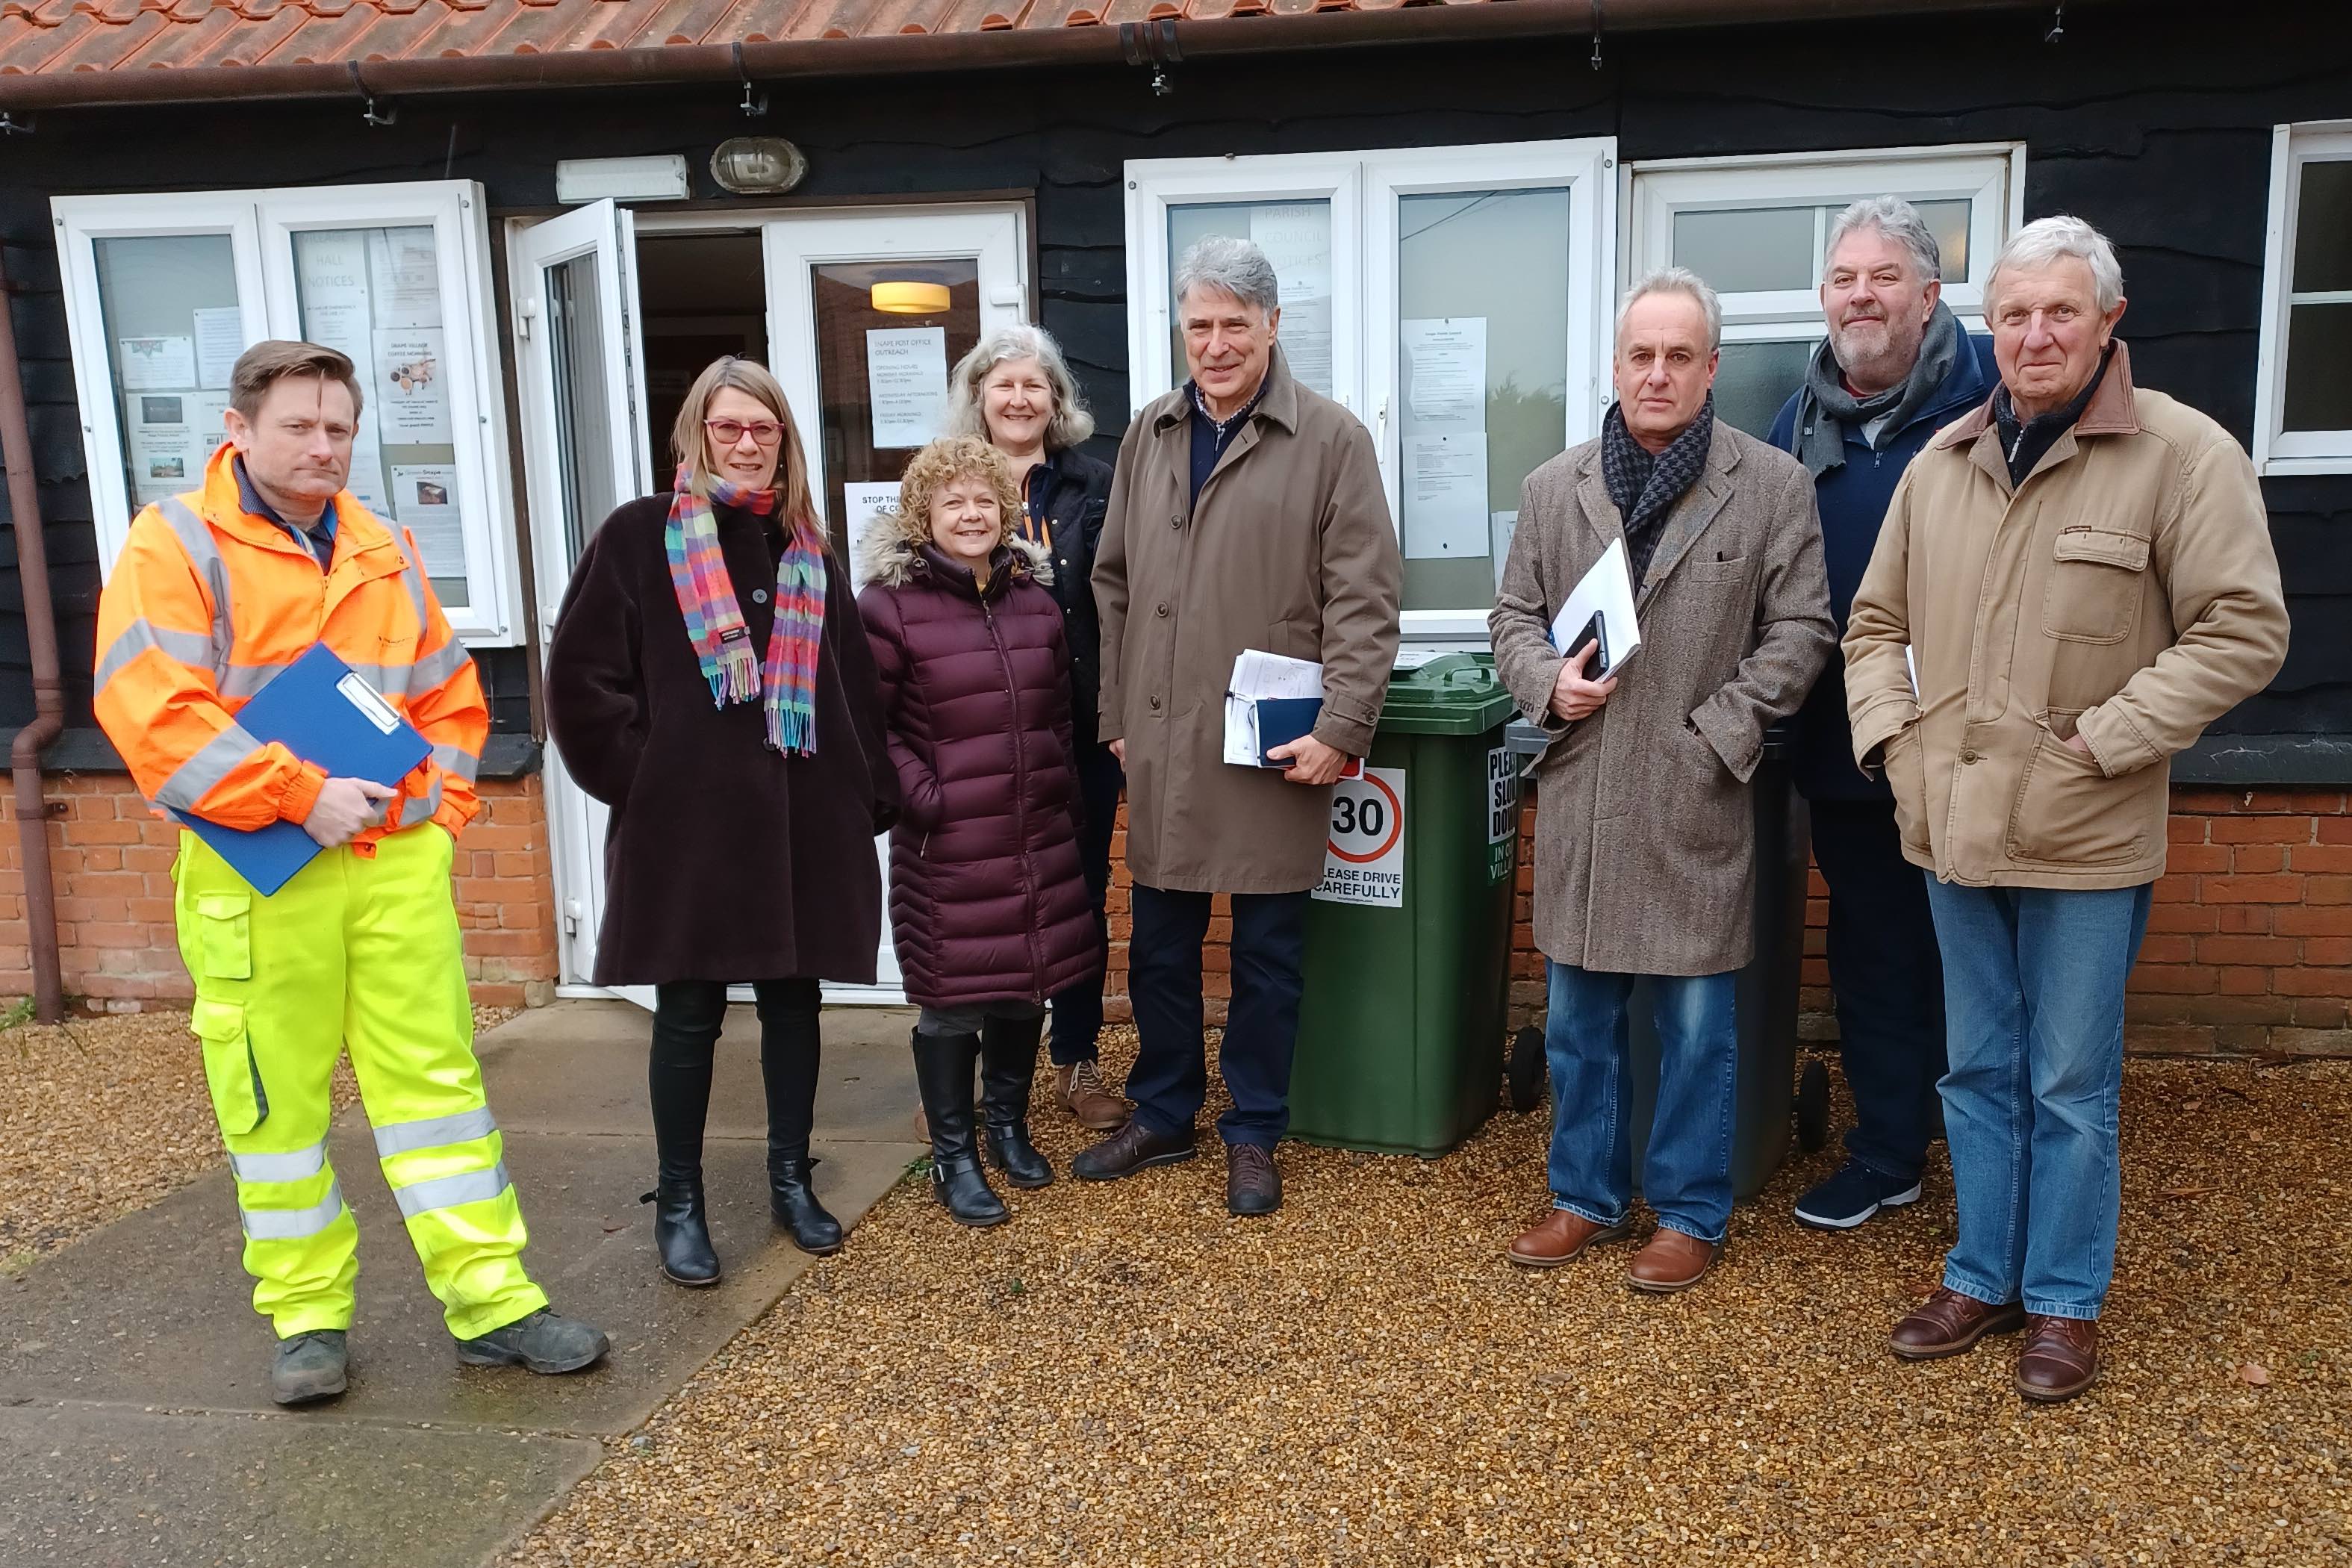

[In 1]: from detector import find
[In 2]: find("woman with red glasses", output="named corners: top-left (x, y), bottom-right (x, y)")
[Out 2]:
top-left (546, 356), bottom-right (897, 1287)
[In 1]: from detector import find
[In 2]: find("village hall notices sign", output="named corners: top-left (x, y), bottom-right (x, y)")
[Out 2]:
top-left (1313, 767), bottom-right (1406, 907)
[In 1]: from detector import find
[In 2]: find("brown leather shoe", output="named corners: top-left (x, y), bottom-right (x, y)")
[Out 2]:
top-left (1056, 1060), bottom-right (1131, 1132)
top-left (1625, 1228), bottom-right (1720, 1293)
top-left (1225, 1142), bottom-right (1281, 1216)
top-left (1889, 1286), bottom-right (2029, 1361)
top-left (1069, 1118), bottom-right (1196, 1181)
top-left (2015, 1315), bottom-right (2100, 1402)
top-left (1506, 1210), bottom-right (1631, 1268)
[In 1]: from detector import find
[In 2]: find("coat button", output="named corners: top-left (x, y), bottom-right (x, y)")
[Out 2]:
top-left (1149, 695), bottom-right (1162, 711)
top-left (1169, 514), bottom-right (1182, 529)
top-left (1961, 748), bottom-right (1979, 764)
top-left (753, 589), bottom-right (768, 603)
top-left (1155, 603), bottom-right (1169, 617)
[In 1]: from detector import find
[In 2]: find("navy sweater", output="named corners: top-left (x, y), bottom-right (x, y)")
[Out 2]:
top-left (1767, 335), bottom-right (1999, 802)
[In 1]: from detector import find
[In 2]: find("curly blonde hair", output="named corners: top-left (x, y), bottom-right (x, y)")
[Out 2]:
top-left (895, 436), bottom-right (1023, 549)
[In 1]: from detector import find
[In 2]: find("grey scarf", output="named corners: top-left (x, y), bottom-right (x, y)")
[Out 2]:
top-left (1602, 393), bottom-right (1714, 590)
top-left (1793, 300), bottom-right (1964, 478)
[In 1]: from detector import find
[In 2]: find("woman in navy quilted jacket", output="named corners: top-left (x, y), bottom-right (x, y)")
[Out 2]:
top-left (858, 436), bottom-right (1099, 1226)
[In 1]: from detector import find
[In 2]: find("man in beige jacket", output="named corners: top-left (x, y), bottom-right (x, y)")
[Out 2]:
top-left (1846, 217), bottom-right (2289, 1402)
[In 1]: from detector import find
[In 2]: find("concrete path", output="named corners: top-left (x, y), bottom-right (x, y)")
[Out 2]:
top-left (0, 1001), bottom-right (924, 1568)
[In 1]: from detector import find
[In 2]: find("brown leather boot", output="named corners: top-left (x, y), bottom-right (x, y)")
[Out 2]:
top-left (2015, 1315), bottom-right (2100, 1402)
top-left (1889, 1286), bottom-right (2028, 1361)
top-left (1506, 1210), bottom-right (1631, 1268)
top-left (1056, 1060), bottom-right (1131, 1132)
top-left (1625, 1228), bottom-right (1720, 1293)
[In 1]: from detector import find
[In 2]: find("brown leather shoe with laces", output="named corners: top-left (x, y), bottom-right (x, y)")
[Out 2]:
top-left (1225, 1142), bottom-right (1282, 1216)
top-left (1890, 1286), bottom-right (2029, 1361)
top-left (1626, 1228), bottom-right (1720, 1293)
top-left (1056, 1060), bottom-right (1131, 1132)
top-left (2015, 1314), bottom-right (2100, 1402)
top-left (1507, 1210), bottom-right (1631, 1268)
top-left (1070, 1118), bottom-right (1195, 1181)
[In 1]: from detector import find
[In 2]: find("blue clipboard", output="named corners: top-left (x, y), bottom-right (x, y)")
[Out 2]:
top-left (172, 644), bottom-right (432, 897)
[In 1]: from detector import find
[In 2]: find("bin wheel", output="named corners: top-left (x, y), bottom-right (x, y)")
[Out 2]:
top-left (1508, 1025), bottom-right (1548, 1114)
top-left (1797, 1057), bottom-right (1832, 1152)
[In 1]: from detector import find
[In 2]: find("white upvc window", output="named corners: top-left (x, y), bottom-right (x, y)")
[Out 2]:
top-left (1624, 143), bottom-right (2025, 439)
top-left (1126, 138), bottom-right (1617, 642)
top-left (2255, 122), bottom-right (2352, 475)
top-left (53, 181), bottom-right (520, 643)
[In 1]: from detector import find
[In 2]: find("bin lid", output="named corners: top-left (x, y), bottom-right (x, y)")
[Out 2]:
top-left (1380, 652), bottom-right (1519, 735)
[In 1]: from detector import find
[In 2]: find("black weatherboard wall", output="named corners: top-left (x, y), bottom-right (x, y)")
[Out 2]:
top-left (1, 1), bottom-right (2346, 770)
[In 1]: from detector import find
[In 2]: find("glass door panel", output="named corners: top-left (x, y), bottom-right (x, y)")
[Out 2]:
top-left (92, 234), bottom-right (249, 514)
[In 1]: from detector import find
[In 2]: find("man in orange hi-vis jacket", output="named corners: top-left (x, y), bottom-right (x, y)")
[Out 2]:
top-left (93, 340), bottom-right (606, 1407)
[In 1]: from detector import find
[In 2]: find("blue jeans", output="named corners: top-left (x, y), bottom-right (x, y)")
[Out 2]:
top-left (1922, 879), bottom-right (2152, 1322)
top-left (1544, 962), bottom-right (1738, 1244)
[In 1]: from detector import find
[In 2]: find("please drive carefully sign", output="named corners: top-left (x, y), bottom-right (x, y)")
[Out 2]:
top-left (1313, 767), bottom-right (1406, 907)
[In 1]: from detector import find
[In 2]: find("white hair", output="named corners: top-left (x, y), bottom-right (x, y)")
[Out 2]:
top-left (945, 323), bottom-right (1095, 450)
top-left (1617, 266), bottom-right (1723, 354)
top-left (1824, 196), bottom-right (1942, 282)
top-left (1987, 215), bottom-right (2125, 314)
top-left (1173, 234), bottom-right (1281, 317)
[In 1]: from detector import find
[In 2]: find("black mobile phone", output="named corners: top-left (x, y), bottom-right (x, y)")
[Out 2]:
top-left (1567, 612), bottom-right (1608, 676)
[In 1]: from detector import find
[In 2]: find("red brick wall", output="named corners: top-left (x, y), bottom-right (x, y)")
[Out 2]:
top-left (0, 771), bottom-right (559, 1013)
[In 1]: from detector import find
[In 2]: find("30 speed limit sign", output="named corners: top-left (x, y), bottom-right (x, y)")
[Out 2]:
top-left (1313, 767), bottom-right (1406, 907)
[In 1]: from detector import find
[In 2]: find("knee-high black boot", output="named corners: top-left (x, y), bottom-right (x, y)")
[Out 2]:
top-left (980, 1013), bottom-right (1054, 1189)
top-left (644, 989), bottom-right (723, 1287)
top-left (910, 1029), bottom-right (1007, 1227)
top-left (758, 981), bottom-right (842, 1256)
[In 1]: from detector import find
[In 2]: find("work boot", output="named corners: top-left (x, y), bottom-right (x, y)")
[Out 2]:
top-left (1625, 1228), bottom-right (1720, 1293)
top-left (911, 1029), bottom-right (1007, 1228)
top-left (769, 1157), bottom-right (844, 1256)
top-left (1056, 1059), bottom-right (1132, 1131)
top-left (455, 1309), bottom-right (610, 1375)
top-left (1889, 1285), bottom-right (2028, 1361)
top-left (1225, 1141), bottom-right (1283, 1216)
top-left (980, 1015), bottom-right (1054, 1189)
top-left (2015, 1315), bottom-right (2101, 1403)
top-left (640, 1180), bottom-right (721, 1288)
top-left (270, 1329), bottom-right (349, 1407)
top-left (1506, 1209), bottom-right (1632, 1268)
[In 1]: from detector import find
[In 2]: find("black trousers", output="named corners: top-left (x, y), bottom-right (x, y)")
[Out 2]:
top-left (1048, 741), bottom-right (1126, 1067)
top-left (647, 978), bottom-right (823, 1174)
top-left (1124, 885), bottom-right (1309, 1148)
top-left (1809, 798), bottom-right (1947, 1183)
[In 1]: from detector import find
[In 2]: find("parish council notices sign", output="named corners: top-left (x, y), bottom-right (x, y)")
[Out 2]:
top-left (1313, 768), bottom-right (1406, 907)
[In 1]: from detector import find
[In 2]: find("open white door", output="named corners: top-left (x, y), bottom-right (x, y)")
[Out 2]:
top-left (762, 204), bottom-right (1029, 1005)
top-left (509, 199), bottom-right (656, 1009)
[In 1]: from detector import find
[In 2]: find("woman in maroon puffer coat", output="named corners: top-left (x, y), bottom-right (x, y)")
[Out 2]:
top-left (859, 436), bottom-right (1099, 1227)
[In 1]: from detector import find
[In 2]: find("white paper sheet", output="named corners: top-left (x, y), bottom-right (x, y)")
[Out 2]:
top-left (1251, 204), bottom-right (1334, 396)
top-left (296, 231), bottom-right (375, 369)
top-left (190, 390), bottom-right (236, 452)
top-left (374, 329), bottom-right (451, 443)
top-left (345, 441), bottom-right (388, 517)
top-left (119, 336), bottom-right (196, 391)
top-left (388, 464), bottom-right (467, 576)
top-left (1223, 648), bottom-right (1325, 768)
top-left (190, 307), bottom-right (244, 390)
top-left (128, 423), bottom-right (200, 491)
top-left (1401, 318), bottom-right (1487, 430)
top-left (842, 481), bottom-right (903, 592)
top-left (1490, 509), bottom-right (1519, 593)
top-left (367, 228), bottom-right (443, 329)
top-left (1313, 766), bottom-right (1407, 908)
top-left (1402, 432), bottom-right (1488, 559)
top-left (865, 327), bottom-right (948, 449)
top-left (1549, 537), bottom-right (1643, 676)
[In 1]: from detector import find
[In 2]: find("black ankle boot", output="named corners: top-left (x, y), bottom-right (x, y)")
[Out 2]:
top-left (979, 1014), bottom-right (1054, 1189)
top-left (910, 1029), bottom-right (1007, 1227)
top-left (641, 1179), bottom-right (720, 1287)
top-left (768, 1157), bottom-right (843, 1255)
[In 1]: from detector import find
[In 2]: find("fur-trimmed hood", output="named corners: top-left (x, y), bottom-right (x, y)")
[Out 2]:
top-left (857, 523), bottom-right (1053, 591)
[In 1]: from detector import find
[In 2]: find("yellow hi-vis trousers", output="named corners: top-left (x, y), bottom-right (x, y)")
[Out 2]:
top-left (173, 823), bottom-right (548, 1341)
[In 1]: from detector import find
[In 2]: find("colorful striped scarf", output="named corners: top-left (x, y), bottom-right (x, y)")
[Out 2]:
top-left (664, 466), bottom-right (825, 755)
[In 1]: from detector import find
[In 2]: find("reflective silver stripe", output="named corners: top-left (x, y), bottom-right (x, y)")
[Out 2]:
top-left (154, 722), bottom-right (266, 812)
top-left (240, 1180), bottom-right (347, 1241)
top-left (156, 495), bottom-right (234, 679)
top-left (220, 662), bottom-right (290, 702)
top-left (391, 1161), bottom-right (511, 1220)
top-left (408, 637), bottom-right (471, 693)
top-left (415, 776), bottom-right (445, 825)
top-left (228, 1144), bottom-right (328, 1184)
top-left (432, 743), bottom-right (480, 784)
top-left (93, 618), bottom-right (217, 692)
top-left (372, 1106), bottom-right (497, 1159)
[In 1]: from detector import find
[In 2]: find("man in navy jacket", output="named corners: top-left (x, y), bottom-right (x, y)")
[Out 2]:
top-left (1767, 197), bottom-right (1997, 1231)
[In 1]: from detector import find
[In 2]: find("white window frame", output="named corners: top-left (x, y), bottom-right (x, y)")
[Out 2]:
top-left (2255, 122), bottom-right (2352, 476)
top-left (1124, 139), bottom-right (1618, 642)
top-left (1623, 141), bottom-right (2026, 361)
top-left (52, 181), bottom-right (521, 644)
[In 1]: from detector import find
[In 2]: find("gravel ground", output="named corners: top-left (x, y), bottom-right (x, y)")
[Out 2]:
top-left (0, 1001), bottom-right (522, 1265)
top-left (514, 1030), bottom-right (2351, 1568)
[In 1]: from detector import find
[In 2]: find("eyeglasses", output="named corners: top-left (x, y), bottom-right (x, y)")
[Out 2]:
top-left (705, 417), bottom-right (785, 447)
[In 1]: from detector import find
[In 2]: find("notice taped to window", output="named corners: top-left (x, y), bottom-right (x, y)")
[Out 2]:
top-left (1313, 767), bottom-right (1406, 908)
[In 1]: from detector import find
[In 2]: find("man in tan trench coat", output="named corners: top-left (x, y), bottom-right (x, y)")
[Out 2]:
top-left (1490, 268), bottom-right (1833, 1292)
top-left (1077, 234), bottom-right (1402, 1216)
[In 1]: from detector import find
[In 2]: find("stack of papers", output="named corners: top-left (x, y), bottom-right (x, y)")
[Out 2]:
top-left (1548, 537), bottom-right (1643, 678)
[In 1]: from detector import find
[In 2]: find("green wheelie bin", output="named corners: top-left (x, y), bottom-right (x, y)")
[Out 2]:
top-left (1287, 653), bottom-right (1522, 1157)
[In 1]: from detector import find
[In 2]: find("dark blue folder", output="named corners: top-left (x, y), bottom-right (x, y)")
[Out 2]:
top-left (1252, 696), bottom-right (1325, 768)
top-left (173, 644), bottom-right (432, 897)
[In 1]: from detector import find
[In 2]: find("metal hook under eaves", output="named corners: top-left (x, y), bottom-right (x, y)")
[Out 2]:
top-left (349, 60), bottom-right (397, 126)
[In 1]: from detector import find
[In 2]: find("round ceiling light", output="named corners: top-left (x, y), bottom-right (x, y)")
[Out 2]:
top-left (871, 281), bottom-right (952, 315)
